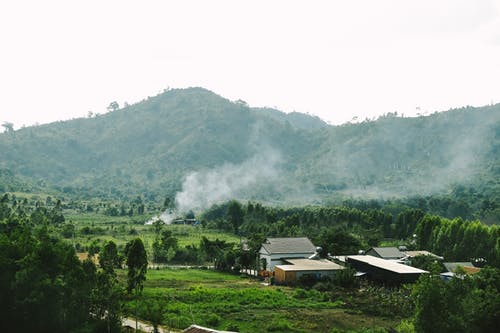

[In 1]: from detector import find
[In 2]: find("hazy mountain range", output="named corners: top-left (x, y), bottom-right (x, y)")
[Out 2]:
top-left (0, 87), bottom-right (499, 212)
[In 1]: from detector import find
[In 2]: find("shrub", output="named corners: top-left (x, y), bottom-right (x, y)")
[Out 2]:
top-left (267, 318), bottom-right (294, 332)
top-left (206, 313), bottom-right (221, 326)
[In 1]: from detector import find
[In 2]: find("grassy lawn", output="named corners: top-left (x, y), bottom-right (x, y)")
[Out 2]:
top-left (121, 269), bottom-right (403, 333)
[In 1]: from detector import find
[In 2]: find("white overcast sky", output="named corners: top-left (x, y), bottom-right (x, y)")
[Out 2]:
top-left (1, 0), bottom-right (500, 128)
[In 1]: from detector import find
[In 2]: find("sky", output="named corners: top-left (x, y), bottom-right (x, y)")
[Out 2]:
top-left (1, 0), bottom-right (500, 129)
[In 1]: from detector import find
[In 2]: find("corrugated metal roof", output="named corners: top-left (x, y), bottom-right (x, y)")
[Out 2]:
top-left (276, 259), bottom-right (345, 272)
top-left (261, 237), bottom-right (316, 255)
top-left (347, 255), bottom-right (428, 274)
top-left (405, 250), bottom-right (442, 259)
top-left (367, 247), bottom-right (405, 259)
top-left (443, 262), bottom-right (475, 273)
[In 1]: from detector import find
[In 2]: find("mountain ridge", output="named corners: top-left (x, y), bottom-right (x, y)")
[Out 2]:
top-left (0, 88), bottom-right (498, 219)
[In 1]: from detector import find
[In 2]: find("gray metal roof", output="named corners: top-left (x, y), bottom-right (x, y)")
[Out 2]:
top-left (276, 258), bottom-right (345, 271)
top-left (260, 237), bottom-right (316, 255)
top-left (347, 255), bottom-right (428, 274)
top-left (367, 247), bottom-right (405, 259)
top-left (443, 262), bottom-right (474, 273)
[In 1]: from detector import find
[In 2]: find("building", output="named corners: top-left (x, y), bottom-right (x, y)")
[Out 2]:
top-left (365, 247), bottom-right (405, 260)
top-left (259, 237), bottom-right (316, 271)
top-left (443, 262), bottom-right (481, 275)
top-left (404, 250), bottom-right (442, 260)
top-left (347, 255), bottom-right (428, 284)
top-left (274, 258), bottom-right (344, 284)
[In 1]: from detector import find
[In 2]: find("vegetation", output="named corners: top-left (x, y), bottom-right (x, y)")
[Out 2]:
top-left (121, 268), bottom-right (403, 333)
top-left (1, 88), bottom-right (499, 332)
top-left (0, 88), bottom-right (498, 225)
top-left (0, 202), bottom-right (122, 332)
top-left (1, 190), bottom-right (499, 332)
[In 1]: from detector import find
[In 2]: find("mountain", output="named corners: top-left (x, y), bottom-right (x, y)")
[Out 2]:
top-left (0, 87), bottom-right (499, 217)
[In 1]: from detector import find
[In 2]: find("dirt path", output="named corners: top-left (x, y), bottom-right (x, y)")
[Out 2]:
top-left (122, 317), bottom-right (180, 333)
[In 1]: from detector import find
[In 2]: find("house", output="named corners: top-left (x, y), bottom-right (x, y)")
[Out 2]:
top-left (404, 250), bottom-right (443, 260)
top-left (443, 262), bottom-right (481, 275)
top-left (259, 237), bottom-right (317, 271)
top-left (183, 324), bottom-right (238, 333)
top-left (347, 255), bottom-right (428, 284)
top-left (364, 247), bottom-right (405, 260)
top-left (401, 250), bottom-right (444, 267)
top-left (274, 258), bottom-right (344, 284)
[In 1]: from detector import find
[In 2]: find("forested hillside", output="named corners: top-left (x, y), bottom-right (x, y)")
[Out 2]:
top-left (0, 87), bottom-right (499, 221)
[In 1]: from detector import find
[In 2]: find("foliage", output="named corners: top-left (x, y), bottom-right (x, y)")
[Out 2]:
top-left (412, 268), bottom-right (500, 333)
top-left (0, 204), bottom-right (121, 332)
top-left (0, 89), bottom-right (498, 226)
top-left (122, 268), bottom-right (401, 332)
top-left (126, 238), bottom-right (148, 294)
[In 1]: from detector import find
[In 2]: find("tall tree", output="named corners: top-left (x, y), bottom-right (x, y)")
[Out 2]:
top-left (100, 240), bottom-right (119, 275)
top-left (126, 238), bottom-right (148, 331)
top-left (227, 200), bottom-right (244, 235)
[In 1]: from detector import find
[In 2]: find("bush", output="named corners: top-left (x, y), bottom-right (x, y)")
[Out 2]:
top-left (333, 267), bottom-right (358, 289)
top-left (267, 318), bottom-right (294, 332)
top-left (206, 313), bottom-right (221, 326)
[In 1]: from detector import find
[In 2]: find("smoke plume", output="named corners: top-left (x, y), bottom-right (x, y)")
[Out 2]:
top-left (175, 148), bottom-right (282, 213)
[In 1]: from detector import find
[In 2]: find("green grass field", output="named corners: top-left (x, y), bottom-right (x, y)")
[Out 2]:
top-left (121, 268), bottom-right (403, 333)
top-left (65, 212), bottom-right (239, 251)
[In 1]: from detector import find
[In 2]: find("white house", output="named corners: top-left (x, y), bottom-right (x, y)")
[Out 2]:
top-left (259, 237), bottom-right (317, 271)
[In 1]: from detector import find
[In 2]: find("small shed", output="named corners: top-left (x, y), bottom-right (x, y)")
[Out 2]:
top-left (274, 258), bottom-right (344, 284)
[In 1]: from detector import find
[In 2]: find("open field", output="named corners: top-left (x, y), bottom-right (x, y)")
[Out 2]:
top-left (120, 268), bottom-right (403, 333)
top-left (65, 212), bottom-right (240, 250)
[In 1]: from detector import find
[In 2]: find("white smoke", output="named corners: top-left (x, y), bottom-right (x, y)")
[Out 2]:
top-left (144, 210), bottom-right (176, 225)
top-left (175, 148), bottom-right (282, 213)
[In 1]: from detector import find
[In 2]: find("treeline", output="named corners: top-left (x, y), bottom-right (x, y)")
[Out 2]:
top-left (203, 201), bottom-right (500, 267)
top-left (416, 215), bottom-right (500, 266)
top-left (411, 268), bottom-right (500, 333)
top-left (0, 198), bottom-right (153, 333)
top-left (0, 203), bottom-right (122, 332)
top-left (341, 185), bottom-right (500, 225)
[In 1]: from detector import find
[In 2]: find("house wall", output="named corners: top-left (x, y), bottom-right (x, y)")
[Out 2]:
top-left (274, 268), bottom-right (338, 284)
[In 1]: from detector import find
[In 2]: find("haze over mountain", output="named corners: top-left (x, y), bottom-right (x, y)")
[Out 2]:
top-left (0, 87), bottom-right (498, 214)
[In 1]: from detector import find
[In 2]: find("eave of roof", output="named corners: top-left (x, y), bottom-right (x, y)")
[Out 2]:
top-left (348, 255), bottom-right (428, 274)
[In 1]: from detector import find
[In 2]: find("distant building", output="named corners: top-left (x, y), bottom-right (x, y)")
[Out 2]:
top-left (365, 247), bottom-right (405, 260)
top-left (443, 262), bottom-right (481, 275)
top-left (274, 258), bottom-right (344, 284)
top-left (347, 255), bottom-right (428, 284)
top-left (259, 237), bottom-right (316, 271)
top-left (404, 250), bottom-right (443, 260)
top-left (402, 250), bottom-right (444, 266)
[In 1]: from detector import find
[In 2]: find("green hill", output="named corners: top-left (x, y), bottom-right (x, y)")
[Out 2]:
top-left (0, 87), bottom-right (498, 218)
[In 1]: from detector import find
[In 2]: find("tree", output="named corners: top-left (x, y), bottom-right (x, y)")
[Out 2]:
top-left (144, 299), bottom-right (167, 333)
top-left (227, 200), bottom-right (244, 234)
top-left (152, 230), bottom-right (178, 263)
top-left (126, 238), bottom-right (148, 331)
top-left (126, 238), bottom-right (148, 294)
top-left (100, 240), bottom-right (119, 275)
top-left (107, 101), bottom-right (119, 112)
top-left (316, 228), bottom-right (362, 256)
top-left (1, 121), bottom-right (14, 133)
